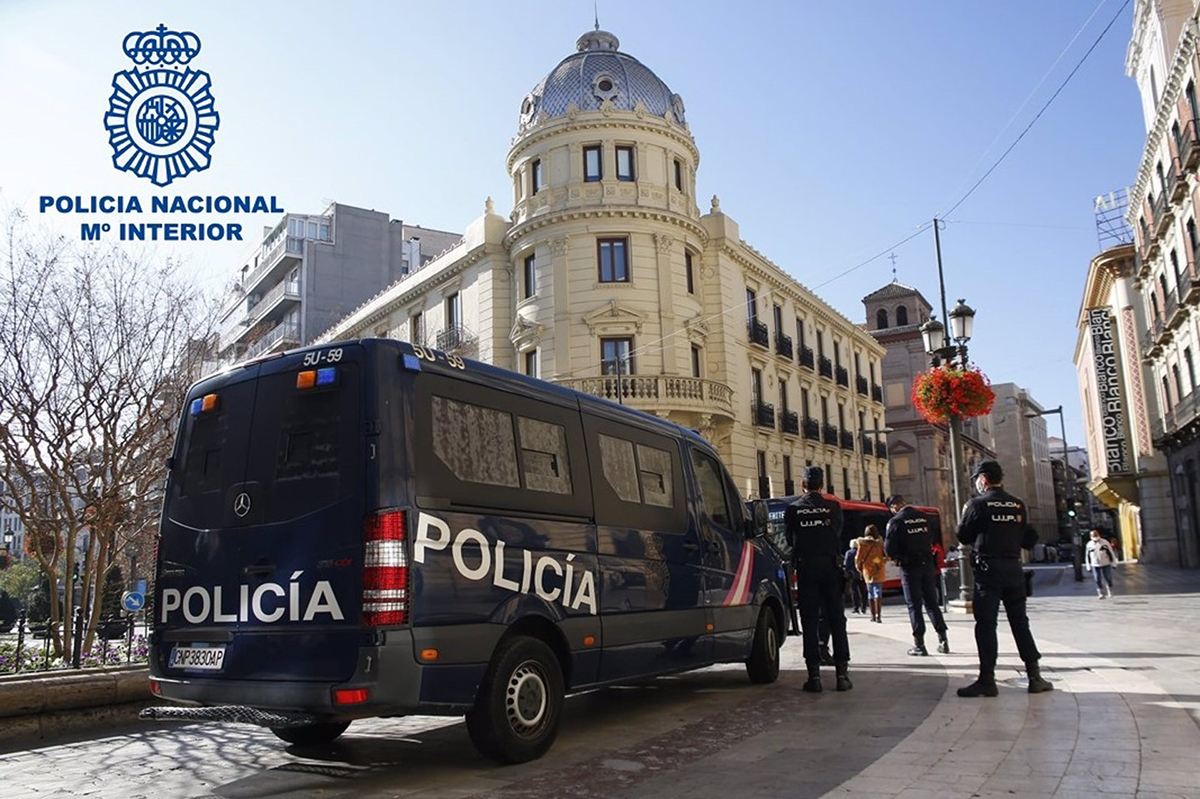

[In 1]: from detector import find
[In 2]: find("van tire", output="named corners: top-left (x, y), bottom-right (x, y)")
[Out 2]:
top-left (746, 607), bottom-right (781, 684)
top-left (466, 635), bottom-right (564, 764)
top-left (271, 720), bottom-right (350, 746)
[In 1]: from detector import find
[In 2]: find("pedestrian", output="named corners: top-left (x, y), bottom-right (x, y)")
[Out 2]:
top-left (1085, 528), bottom-right (1118, 599)
top-left (785, 466), bottom-right (852, 693)
top-left (885, 494), bottom-right (950, 656)
top-left (844, 539), bottom-right (867, 615)
top-left (855, 524), bottom-right (887, 623)
top-left (956, 460), bottom-right (1054, 697)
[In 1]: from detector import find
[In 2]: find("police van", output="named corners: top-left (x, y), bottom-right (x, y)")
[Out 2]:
top-left (144, 339), bottom-right (788, 763)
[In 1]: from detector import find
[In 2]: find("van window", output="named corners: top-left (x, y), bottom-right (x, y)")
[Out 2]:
top-left (637, 444), bottom-right (673, 507)
top-left (692, 450), bottom-right (732, 529)
top-left (431, 395), bottom-right (520, 488)
top-left (517, 416), bottom-right (572, 495)
top-left (599, 434), bottom-right (641, 502)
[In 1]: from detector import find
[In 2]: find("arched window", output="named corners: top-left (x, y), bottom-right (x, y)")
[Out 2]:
top-left (876, 308), bottom-right (889, 329)
top-left (896, 306), bottom-right (909, 326)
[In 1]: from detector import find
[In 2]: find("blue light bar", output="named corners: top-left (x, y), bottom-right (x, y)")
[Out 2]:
top-left (401, 353), bottom-right (422, 372)
top-left (316, 367), bottom-right (337, 386)
top-left (190, 398), bottom-right (203, 416)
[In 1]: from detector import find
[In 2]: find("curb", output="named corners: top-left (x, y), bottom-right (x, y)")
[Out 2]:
top-left (0, 666), bottom-right (153, 749)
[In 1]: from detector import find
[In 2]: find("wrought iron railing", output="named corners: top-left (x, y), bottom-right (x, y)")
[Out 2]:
top-left (803, 417), bottom-right (820, 441)
top-left (822, 423), bottom-right (839, 446)
top-left (748, 319), bottom-right (769, 347)
top-left (781, 410), bottom-right (799, 435)
top-left (799, 346), bottom-right (815, 369)
top-left (818, 356), bottom-right (833, 379)
top-left (752, 400), bottom-right (776, 428)
top-left (775, 332), bottom-right (793, 359)
top-left (835, 366), bottom-right (849, 387)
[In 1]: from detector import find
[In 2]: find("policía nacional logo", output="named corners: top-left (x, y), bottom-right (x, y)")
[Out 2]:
top-left (104, 24), bottom-right (220, 187)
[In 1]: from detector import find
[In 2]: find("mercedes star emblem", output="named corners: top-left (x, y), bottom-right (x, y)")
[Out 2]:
top-left (233, 492), bottom-right (252, 517)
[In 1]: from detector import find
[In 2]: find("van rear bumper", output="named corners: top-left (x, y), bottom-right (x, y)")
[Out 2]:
top-left (151, 629), bottom-right (434, 718)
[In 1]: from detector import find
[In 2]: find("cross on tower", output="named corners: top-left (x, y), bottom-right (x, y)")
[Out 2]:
top-left (887, 252), bottom-right (898, 281)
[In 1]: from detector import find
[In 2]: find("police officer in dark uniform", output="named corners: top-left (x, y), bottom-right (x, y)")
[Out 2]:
top-left (785, 466), bottom-right (851, 693)
top-left (956, 460), bottom-right (1054, 697)
top-left (884, 494), bottom-right (950, 657)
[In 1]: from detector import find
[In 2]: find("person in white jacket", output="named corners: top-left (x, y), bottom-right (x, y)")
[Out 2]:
top-left (1085, 528), bottom-right (1118, 599)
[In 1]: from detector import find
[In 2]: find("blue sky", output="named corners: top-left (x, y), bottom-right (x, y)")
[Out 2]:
top-left (0, 0), bottom-right (1147, 447)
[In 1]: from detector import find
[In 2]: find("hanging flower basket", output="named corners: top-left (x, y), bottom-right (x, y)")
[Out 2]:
top-left (911, 365), bottom-right (995, 425)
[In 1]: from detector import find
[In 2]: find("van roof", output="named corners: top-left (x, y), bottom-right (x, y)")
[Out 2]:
top-left (225, 338), bottom-right (715, 449)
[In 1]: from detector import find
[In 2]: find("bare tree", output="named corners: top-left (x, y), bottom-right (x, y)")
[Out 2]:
top-left (0, 210), bottom-right (213, 661)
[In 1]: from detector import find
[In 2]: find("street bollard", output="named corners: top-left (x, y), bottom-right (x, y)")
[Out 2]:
top-left (71, 607), bottom-right (84, 669)
top-left (15, 610), bottom-right (26, 673)
top-left (125, 614), bottom-right (134, 663)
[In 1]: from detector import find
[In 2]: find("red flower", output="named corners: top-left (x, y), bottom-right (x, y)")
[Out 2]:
top-left (911, 366), bottom-right (995, 424)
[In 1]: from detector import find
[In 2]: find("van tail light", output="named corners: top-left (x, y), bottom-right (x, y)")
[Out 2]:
top-left (363, 510), bottom-right (408, 626)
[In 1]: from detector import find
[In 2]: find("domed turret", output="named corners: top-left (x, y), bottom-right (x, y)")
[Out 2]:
top-left (517, 29), bottom-right (687, 133)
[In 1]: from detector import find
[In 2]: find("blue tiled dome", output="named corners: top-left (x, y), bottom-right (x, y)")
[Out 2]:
top-left (518, 30), bottom-right (686, 133)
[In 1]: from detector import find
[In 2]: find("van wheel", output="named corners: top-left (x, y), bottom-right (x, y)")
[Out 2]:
top-left (746, 607), bottom-right (781, 684)
top-left (466, 635), bottom-right (564, 764)
top-left (271, 720), bottom-right (350, 746)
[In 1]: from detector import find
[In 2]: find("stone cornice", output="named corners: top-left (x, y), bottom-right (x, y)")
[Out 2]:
top-left (1125, 0), bottom-right (1154, 77)
top-left (503, 206), bottom-right (709, 248)
top-left (1128, 21), bottom-right (1197, 217)
top-left (1078, 243), bottom-right (1136, 325)
top-left (507, 111), bottom-right (700, 171)
top-left (718, 240), bottom-right (886, 359)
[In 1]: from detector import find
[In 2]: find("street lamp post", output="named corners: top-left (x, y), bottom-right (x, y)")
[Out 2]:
top-left (920, 298), bottom-right (977, 611)
top-left (1026, 405), bottom-right (1084, 582)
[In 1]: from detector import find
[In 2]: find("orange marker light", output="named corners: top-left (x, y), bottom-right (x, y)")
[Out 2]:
top-left (296, 370), bottom-right (316, 389)
top-left (334, 688), bottom-right (369, 705)
top-left (201, 393), bottom-right (219, 412)
top-left (706, 623), bottom-right (715, 632)
top-left (420, 648), bottom-right (439, 661)
top-left (149, 679), bottom-right (161, 697)
top-left (582, 636), bottom-right (596, 647)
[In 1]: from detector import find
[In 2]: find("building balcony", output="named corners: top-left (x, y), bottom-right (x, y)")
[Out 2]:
top-left (758, 476), bottom-right (771, 499)
top-left (822, 422), bottom-right (839, 446)
top-left (781, 409), bottom-right (800, 435)
top-left (802, 416), bottom-right (820, 441)
top-left (246, 279), bottom-right (301, 329)
top-left (775, 332), bottom-right (793, 359)
top-left (752, 400), bottom-right (776, 429)
top-left (861, 435), bottom-right (875, 456)
top-left (1182, 267), bottom-right (1199, 305)
top-left (435, 324), bottom-right (479, 356)
top-left (1182, 118), bottom-right (1200, 171)
top-left (835, 365), bottom-right (849, 388)
top-left (555, 374), bottom-right (736, 419)
top-left (784, 478), bottom-right (796, 496)
top-left (244, 235), bottom-right (304, 295)
top-left (818, 356), bottom-right (833, 379)
top-left (1153, 191), bottom-right (1173, 238)
top-left (871, 382), bottom-right (883, 403)
top-left (839, 430), bottom-right (855, 451)
top-left (855, 375), bottom-right (869, 396)
top-left (748, 319), bottom-right (769, 348)
top-left (876, 440), bottom-right (888, 459)
top-left (1169, 161), bottom-right (1187, 203)
top-left (1135, 251), bottom-right (1147, 280)
top-left (798, 345), bottom-right (815, 370)
top-left (1166, 287), bottom-right (1185, 330)
top-left (1165, 390), bottom-right (1200, 436)
top-left (245, 319), bottom-right (301, 360)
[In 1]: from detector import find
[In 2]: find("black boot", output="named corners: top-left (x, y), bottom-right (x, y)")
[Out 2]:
top-left (835, 661), bottom-right (853, 692)
top-left (936, 632), bottom-right (950, 654)
top-left (819, 645), bottom-right (835, 666)
top-left (907, 637), bottom-right (928, 656)
top-left (803, 664), bottom-right (823, 693)
top-left (957, 674), bottom-right (998, 698)
top-left (1027, 663), bottom-right (1054, 694)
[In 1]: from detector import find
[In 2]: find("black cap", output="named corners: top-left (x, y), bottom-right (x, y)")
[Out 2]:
top-left (884, 494), bottom-right (905, 507)
top-left (802, 466), bottom-right (824, 490)
top-left (971, 460), bottom-right (1004, 482)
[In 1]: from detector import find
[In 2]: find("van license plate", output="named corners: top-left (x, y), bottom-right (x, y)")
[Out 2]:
top-left (170, 644), bottom-right (226, 671)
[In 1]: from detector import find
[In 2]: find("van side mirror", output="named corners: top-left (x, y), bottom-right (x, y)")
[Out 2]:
top-left (747, 499), bottom-right (769, 539)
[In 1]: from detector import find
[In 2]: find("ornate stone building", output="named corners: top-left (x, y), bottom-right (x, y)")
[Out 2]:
top-left (321, 29), bottom-right (890, 500)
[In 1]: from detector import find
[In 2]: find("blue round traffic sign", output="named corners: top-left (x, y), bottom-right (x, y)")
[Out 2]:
top-left (121, 591), bottom-right (145, 612)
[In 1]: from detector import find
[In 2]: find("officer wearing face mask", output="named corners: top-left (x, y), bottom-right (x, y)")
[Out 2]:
top-left (956, 460), bottom-right (1053, 698)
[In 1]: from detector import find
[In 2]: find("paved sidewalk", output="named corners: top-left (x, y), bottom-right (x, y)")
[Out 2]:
top-left (0, 563), bottom-right (1197, 798)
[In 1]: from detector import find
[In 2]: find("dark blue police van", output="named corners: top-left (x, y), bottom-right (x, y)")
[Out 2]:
top-left (144, 339), bottom-right (788, 763)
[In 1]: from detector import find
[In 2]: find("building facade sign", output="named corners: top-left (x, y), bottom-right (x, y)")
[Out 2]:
top-left (1088, 308), bottom-right (1129, 473)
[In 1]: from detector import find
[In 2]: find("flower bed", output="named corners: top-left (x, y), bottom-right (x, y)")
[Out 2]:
top-left (0, 634), bottom-right (149, 675)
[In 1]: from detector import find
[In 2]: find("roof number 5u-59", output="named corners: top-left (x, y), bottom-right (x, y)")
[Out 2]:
top-left (302, 348), bottom-right (343, 366)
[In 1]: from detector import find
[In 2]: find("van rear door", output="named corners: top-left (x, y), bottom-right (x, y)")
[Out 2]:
top-left (156, 344), bottom-right (369, 683)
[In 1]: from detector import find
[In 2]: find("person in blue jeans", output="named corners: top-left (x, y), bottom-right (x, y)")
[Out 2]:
top-left (1085, 528), bottom-right (1118, 598)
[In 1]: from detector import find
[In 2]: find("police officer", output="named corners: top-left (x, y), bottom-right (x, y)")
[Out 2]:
top-left (956, 460), bottom-right (1054, 697)
top-left (785, 466), bottom-right (851, 693)
top-left (884, 494), bottom-right (950, 657)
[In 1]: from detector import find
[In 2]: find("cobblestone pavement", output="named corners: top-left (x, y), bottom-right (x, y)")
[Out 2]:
top-left (1, 562), bottom-right (1198, 799)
